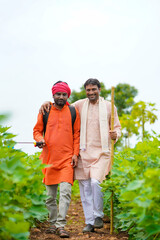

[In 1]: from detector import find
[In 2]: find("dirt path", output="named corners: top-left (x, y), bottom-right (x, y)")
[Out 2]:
top-left (30, 199), bottom-right (128, 240)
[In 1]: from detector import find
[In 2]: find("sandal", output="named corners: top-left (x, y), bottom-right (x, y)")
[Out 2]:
top-left (46, 224), bottom-right (57, 234)
top-left (57, 227), bottom-right (69, 238)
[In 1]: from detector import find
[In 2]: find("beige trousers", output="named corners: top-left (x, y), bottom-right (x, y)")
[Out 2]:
top-left (46, 182), bottom-right (71, 228)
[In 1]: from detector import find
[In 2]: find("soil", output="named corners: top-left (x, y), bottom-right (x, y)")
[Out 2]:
top-left (30, 198), bottom-right (128, 240)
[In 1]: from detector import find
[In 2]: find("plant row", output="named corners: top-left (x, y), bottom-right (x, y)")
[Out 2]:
top-left (0, 116), bottom-right (48, 240)
top-left (102, 135), bottom-right (160, 240)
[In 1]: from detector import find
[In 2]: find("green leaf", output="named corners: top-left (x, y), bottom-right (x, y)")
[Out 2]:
top-left (126, 180), bottom-right (144, 191)
top-left (103, 191), bottom-right (112, 200)
top-left (11, 232), bottom-right (30, 240)
top-left (145, 224), bottom-right (160, 236)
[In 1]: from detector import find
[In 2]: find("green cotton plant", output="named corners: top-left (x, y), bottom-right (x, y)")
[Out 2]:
top-left (71, 180), bottom-right (80, 201)
top-left (101, 135), bottom-right (160, 240)
top-left (119, 168), bottom-right (160, 240)
top-left (0, 119), bottom-right (48, 240)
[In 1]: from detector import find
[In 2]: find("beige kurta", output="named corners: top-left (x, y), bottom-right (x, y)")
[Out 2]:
top-left (73, 98), bottom-right (121, 183)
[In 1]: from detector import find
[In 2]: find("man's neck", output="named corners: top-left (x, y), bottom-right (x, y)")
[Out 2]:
top-left (54, 103), bottom-right (64, 110)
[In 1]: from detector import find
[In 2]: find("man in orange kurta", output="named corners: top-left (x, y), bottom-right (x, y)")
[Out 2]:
top-left (33, 81), bottom-right (80, 238)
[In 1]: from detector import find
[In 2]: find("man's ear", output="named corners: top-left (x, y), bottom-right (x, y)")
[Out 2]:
top-left (52, 94), bottom-right (55, 101)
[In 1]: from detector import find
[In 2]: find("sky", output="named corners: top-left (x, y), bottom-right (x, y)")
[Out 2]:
top-left (0, 0), bottom-right (160, 154)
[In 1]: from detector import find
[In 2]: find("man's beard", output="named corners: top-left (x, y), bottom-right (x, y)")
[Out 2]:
top-left (88, 94), bottom-right (98, 102)
top-left (54, 99), bottom-right (67, 106)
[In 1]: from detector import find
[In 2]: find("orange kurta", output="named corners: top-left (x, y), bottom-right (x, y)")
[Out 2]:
top-left (33, 104), bottom-right (80, 185)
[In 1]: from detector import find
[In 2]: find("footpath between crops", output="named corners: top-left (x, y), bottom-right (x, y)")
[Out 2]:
top-left (30, 198), bottom-right (128, 240)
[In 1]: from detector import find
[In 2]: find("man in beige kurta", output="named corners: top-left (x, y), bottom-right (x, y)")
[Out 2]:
top-left (73, 98), bottom-right (121, 182)
top-left (72, 79), bottom-right (121, 233)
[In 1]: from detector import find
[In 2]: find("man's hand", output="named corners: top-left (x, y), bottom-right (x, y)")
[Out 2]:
top-left (39, 101), bottom-right (51, 115)
top-left (37, 139), bottom-right (46, 148)
top-left (71, 155), bottom-right (78, 168)
top-left (109, 130), bottom-right (117, 140)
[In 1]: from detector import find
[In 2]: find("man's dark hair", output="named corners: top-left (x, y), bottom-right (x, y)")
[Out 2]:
top-left (84, 78), bottom-right (101, 89)
top-left (53, 81), bottom-right (68, 86)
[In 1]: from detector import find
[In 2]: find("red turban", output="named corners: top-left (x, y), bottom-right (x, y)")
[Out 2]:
top-left (51, 82), bottom-right (71, 98)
